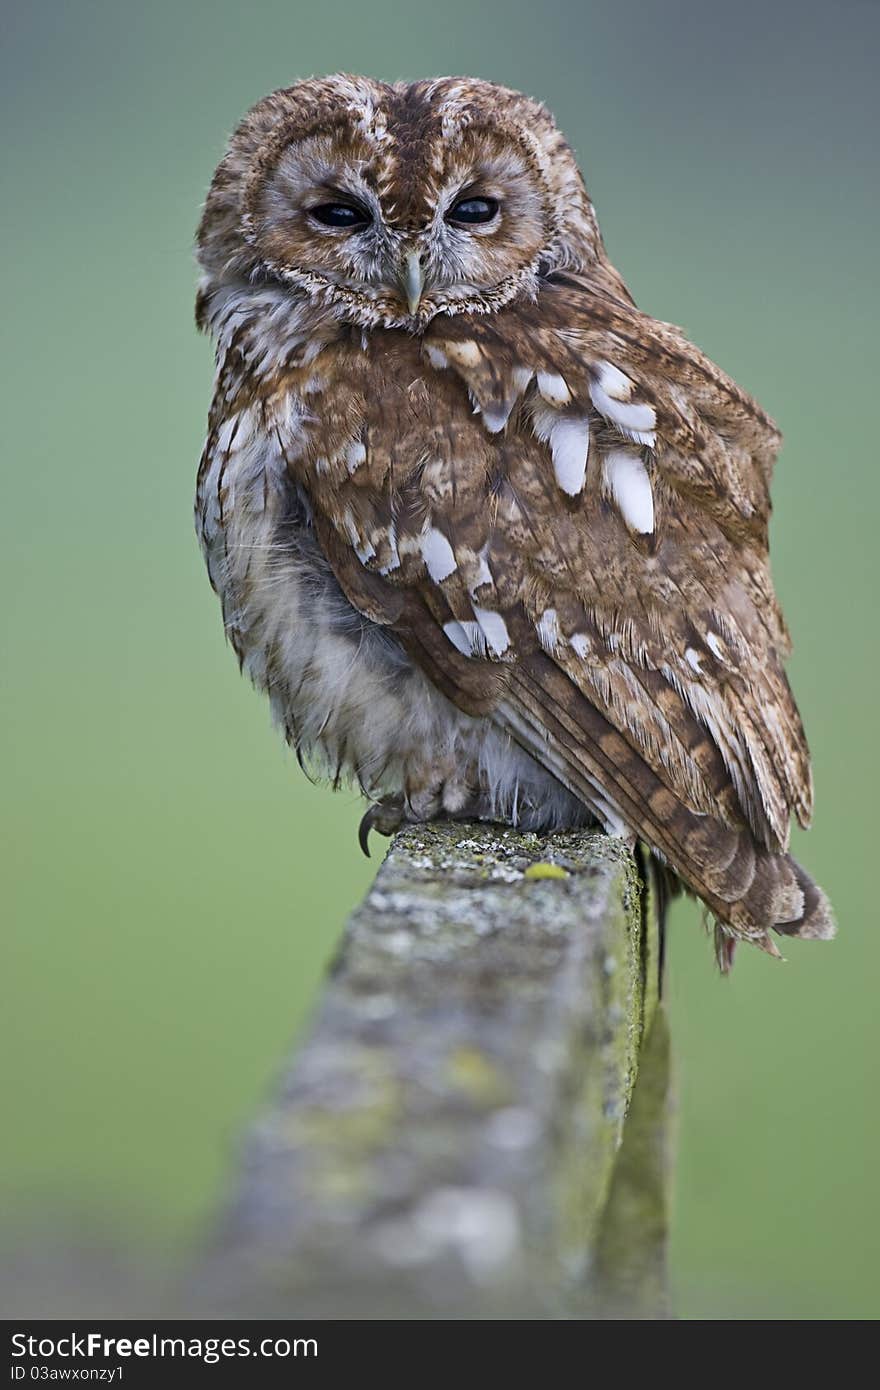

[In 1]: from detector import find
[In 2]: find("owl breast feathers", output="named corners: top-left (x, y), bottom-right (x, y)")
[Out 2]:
top-left (194, 74), bottom-right (834, 963)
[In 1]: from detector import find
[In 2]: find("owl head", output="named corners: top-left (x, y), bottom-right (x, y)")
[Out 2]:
top-left (196, 75), bottom-right (604, 329)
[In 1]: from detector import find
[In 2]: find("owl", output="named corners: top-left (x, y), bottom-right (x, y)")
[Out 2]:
top-left (194, 74), bottom-right (834, 966)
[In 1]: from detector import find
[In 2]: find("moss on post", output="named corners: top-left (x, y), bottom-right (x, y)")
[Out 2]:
top-left (200, 823), bottom-right (671, 1318)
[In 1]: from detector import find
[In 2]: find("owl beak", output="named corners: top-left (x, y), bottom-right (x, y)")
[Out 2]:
top-left (401, 250), bottom-right (425, 315)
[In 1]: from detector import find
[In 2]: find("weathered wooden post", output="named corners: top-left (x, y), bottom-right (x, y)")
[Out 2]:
top-left (199, 822), bottom-right (672, 1319)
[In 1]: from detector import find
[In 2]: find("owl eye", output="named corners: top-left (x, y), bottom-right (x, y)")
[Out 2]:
top-left (446, 196), bottom-right (500, 226)
top-left (308, 201), bottom-right (371, 229)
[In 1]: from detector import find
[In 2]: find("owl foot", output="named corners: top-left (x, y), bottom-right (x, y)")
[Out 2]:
top-left (358, 796), bottom-right (405, 857)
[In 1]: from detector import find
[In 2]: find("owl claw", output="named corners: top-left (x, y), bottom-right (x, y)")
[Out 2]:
top-left (358, 797), bottom-right (405, 857)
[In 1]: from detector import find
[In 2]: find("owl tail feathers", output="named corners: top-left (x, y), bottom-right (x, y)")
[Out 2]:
top-left (772, 856), bottom-right (837, 940)
top-left (711, 849), bottom-right (835, 972)
top-left (502, 663), bottom-right (835, 965)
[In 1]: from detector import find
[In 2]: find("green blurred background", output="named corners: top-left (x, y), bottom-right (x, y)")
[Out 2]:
top-left (2, 0), bottom-right (877, 1319)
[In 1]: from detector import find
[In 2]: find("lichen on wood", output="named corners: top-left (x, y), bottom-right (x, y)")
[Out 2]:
top-left (199, 822), bottom-right (671, 1318)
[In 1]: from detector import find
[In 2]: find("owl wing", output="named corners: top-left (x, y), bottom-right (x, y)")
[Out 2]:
top-left (296, 273), bottom-right (832, 945)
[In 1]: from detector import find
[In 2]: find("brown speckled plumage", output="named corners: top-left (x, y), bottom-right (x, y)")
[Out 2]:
top-left (195, 75), bottom-right (834, 963)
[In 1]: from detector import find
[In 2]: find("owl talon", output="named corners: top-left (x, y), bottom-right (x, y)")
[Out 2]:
top-left (358, 797), bottom-right (405, 857)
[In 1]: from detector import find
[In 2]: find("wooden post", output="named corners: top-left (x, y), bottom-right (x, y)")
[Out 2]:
top-left (198, 823), bottom-right (672, 1319)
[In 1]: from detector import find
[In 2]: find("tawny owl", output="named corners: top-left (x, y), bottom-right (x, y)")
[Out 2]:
top-left (194, 74), bottom-right (834, 966)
